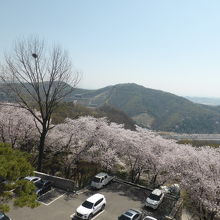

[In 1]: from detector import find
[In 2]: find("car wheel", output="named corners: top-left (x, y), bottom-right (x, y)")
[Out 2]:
top-left (101, 204), bottom-right (105, 210)
top-left (88, 214), bottom-right (93, 220)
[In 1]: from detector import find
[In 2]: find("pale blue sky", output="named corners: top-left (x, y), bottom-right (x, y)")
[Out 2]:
top-left (1, 0), bottom-right (220, 97)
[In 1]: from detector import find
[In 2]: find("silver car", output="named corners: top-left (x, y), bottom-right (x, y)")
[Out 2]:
top-left (118, 209), bottom-right (142, 220)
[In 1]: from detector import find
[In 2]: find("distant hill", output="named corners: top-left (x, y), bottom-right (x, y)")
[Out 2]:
top-left (68, 83), bottom-right (220, 133)
top-left (185, 96), bottom-right (220, 106)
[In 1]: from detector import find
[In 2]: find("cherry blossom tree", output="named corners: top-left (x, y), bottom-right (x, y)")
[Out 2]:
top-left (116, 128), bottom-right (148, 183)
top-left (177, 146), bottom-right (220, 220)
top-left (46, 116), bottom-right (121, 181)
top-left (45, 115), bottom-right (220, 219)
top-left (0, 104), bottom-right (39, 150)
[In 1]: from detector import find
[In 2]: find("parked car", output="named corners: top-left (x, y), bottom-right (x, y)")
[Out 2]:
top-left (34, 179), bottom-right (52, 196)
top-left (75, 193), bottom-right (106, 219)
top-left (118, 209), bottom-right (142, 220)
top-left (160, 183), bottom-right (180, 198)
top-left (24, 176), bottom-right (41, 183)
top-left (0, 177), bottom-right (15, 193)
top-left (0, 177), bottom-right (8, 189)
top-left (0, 177), bottom-right (7, 184)
top-left (169, 184), bottom-right (180, 197)
top-left (145, 189), bottom-right (164, 209)
top-left (0, 212), bottom-right (11, 220)
top-left (91, 172), bottom-right (114, 189)
top-left (143, 216), bottom-right (158, 220)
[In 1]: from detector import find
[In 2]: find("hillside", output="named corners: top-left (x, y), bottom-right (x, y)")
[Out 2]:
top-left (1, 82), bottom-right (220, 133)
top-left (69, 83), bottom-right (220, 133)
top-left (52, 103), bottom-right (136, 130)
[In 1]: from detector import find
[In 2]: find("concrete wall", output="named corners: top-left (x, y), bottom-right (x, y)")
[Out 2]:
top-left (165, 198), bottom-right (183, 220)
top-left (34, 171), bottom-right (75, 192)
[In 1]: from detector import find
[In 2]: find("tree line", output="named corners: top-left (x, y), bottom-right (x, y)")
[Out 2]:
top-left (0, 104), bottom-right (219, 220)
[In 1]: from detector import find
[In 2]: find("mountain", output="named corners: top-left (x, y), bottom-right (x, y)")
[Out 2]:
top-left (1, 82), bottom-right (220, 133)
top-left (68, 83), bottom-right (220, 133)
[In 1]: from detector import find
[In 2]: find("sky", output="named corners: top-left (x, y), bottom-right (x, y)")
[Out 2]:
top-left (1, 0), bottom-right (220, 97)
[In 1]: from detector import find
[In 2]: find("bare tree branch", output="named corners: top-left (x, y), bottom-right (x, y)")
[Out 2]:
top-left (0, 36), bottom-right (80, 171)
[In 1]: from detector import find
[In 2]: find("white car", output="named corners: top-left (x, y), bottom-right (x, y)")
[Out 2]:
top-left (24, 176), bottom-right (41, 183)
top-left (143, 216), bottom-right (158, 220)
top-left (91, 172), bottom-right (114, 189)
top-left (145, 189), bottom-right (164, 209)
top-left (118, 209), bottom-right (142, 220)
top-left (76, 193), bottom-right (106, 219)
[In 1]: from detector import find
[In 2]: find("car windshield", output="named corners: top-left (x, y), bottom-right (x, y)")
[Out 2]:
top-left (34, 180), bottom-right (44, 189)
top-left (118, 215), bottom-right (131, 220)
top-left (82, 201), bottom-right (94, 209)
top-left (148, 193), bottom-right (161, 201)
top-left (92, 177), bottom-right (101, 183)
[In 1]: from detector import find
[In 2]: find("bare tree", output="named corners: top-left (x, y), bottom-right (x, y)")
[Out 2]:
top-left (0, 37), bottom-right (80, 171)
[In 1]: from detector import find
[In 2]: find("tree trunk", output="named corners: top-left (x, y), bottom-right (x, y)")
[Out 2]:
top-left (151, 173), bottom-right (158, 186)
top-left (209, 212), bottom-right (216, 220)
top-left (37, 127), bottom-right (47, 172)
top-left (136, 171), bottom-right (141, 184)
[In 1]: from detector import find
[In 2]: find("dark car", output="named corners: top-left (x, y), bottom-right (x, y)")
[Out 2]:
top-left (118, 209), bottom-right (142, 220)
top-left (34, 180), bottom-right (52, 196)
top-left (0, 177), bottom-right (6, 189)
top-left (0, 212), bottom-right (11, 220)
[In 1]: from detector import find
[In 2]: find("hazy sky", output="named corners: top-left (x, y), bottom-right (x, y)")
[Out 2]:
top-left (1, 0), bottom-right (220, 97)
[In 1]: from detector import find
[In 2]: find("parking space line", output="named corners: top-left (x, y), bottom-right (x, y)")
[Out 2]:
top-left (75, 189), bottom-right (89, 195)
top-left (38, 188), bottom-right (66, 206)
top-left (44, 193), bottom-right (66, 206)
top-left (92, 210), bottom-right (105, 220)
top-left (70, 210), bottom-right (105, 220)
top-left (70, 213), bottom-right (75, 218)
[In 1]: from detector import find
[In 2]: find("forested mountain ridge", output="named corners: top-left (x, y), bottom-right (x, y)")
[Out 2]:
top-left (69, 83), bottom-right (220, 133)
top-left (1, 82), bottom-right (220, 133)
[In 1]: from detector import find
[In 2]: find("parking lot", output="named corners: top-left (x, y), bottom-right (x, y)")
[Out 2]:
top-left (8, 180), bottom-right (177, 220)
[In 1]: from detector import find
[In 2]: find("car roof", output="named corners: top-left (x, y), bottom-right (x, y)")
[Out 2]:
top-left (151, 189), bottom-right (163, 196)
top-left (123, 209), bottom-right (140, 217)
top-left (87, 193), bottom-right (104, 203)
top-left (0, 176), bottom-right (6, 182)
top-left (95, 172), bottom-right (108, 178)
top-left (24, 176), bottom-right (41, 181)
top-left (143, 216), bottom-right (157, 220)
